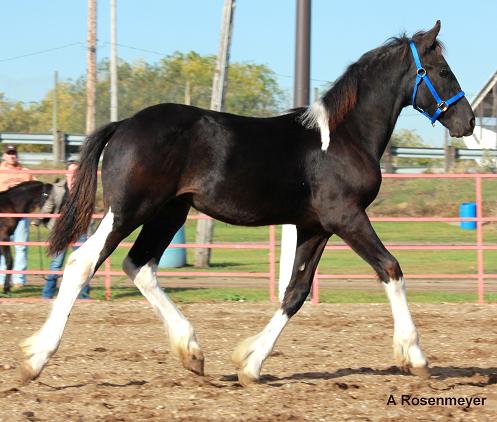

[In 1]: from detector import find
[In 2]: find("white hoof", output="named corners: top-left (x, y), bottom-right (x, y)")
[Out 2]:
top-left (169, 323), bottom-right (204, 376)
top-left (19, 333), bottom-right (55, 383)
top-left (232, 334), bottom-right (263, 386)
top-left (393, 331), bottom-right (429, 376)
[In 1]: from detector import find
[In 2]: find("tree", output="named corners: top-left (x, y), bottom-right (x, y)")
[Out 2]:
top-left (0, 93), bottom-right (40, 133)
top-left (0, 53), bottom-right (285, 138)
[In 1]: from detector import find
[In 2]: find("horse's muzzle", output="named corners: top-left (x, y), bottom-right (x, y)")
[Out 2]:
top-left (448, 116), bottom-right (475, 138)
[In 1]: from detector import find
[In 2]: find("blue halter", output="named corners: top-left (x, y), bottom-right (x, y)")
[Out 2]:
top-left (409, 40), bottom-right (465, 125)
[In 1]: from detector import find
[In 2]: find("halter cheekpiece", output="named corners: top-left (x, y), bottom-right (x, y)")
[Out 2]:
top-left (409, 40), bottom-right (465, 125)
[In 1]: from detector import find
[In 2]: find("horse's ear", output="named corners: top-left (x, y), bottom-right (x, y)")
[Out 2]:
top-left (416, 20), bottom-right (441, 50)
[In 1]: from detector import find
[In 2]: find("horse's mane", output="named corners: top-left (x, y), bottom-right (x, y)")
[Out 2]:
top-left (300, 31), bottom-right (444, 137)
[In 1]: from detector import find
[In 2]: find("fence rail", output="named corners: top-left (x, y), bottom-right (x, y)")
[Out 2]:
top-left (1, 132), bottom-right (496, 166)
top-left (0, 170), bottom-right (496, 303)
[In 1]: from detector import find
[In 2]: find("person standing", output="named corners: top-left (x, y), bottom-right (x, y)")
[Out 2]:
top-left (0, 144), bottom-right (33, 288)
top-left (32, 161), bottom-right (90, 299)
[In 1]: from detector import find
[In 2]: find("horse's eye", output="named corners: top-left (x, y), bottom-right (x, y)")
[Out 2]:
top-left (439, 67), bottom-right (449, 78)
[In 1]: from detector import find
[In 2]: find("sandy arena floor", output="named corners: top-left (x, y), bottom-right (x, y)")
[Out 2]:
top-left (1, 301), bottom-right (497, 421)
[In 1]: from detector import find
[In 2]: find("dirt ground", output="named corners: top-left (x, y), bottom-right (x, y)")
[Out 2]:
top-left (1, 301), bottom-right (497, 421)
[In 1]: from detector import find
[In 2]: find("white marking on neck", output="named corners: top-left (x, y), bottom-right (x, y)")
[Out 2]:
top-left (300, 101), bottom-right (330, 151)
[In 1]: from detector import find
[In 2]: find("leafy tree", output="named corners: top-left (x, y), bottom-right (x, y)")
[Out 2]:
top-left (0, 93), bottom-right (40, 133)
top-left (0, 52), bottom-right (285, 139)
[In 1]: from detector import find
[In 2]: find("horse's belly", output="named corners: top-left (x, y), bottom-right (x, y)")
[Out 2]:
top-left (189, 193), bottom-right (290, 227)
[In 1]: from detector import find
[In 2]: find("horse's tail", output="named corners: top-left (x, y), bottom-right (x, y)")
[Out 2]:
top-left (48, 121), bottom-right (123, 255)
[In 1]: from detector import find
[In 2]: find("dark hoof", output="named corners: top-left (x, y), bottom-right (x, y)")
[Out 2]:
top-left (410, 365), bottom-right (430, 379)
top-left (19, 361), bottom-right (39, 384)
top-left (182, 352), bottom-right (205, 376)
top-left (237, 371), bottom-right (259, 387)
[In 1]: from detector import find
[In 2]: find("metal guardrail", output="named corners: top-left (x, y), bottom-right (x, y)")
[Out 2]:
top-left (0, 133), bottom-right (85, 164)
top-left (393, 146), bottom-right (497, 159)
top-left (0, 133), bottom-right (496, 165)
top-left (0, 133), bottom-right (85, 146)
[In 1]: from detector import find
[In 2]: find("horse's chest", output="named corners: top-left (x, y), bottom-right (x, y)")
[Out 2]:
top-left (318, 160), bottom-right (381, 207)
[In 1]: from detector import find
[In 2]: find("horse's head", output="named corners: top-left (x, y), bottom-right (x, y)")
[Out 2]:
top-left (410, 21), bottom-right (475, 137)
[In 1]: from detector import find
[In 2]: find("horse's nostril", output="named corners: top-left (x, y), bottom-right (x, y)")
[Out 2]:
top-left (470, 117), bottom-right (475, 130)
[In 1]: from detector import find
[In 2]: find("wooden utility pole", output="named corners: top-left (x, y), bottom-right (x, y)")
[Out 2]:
top-left (86, 0), bottom-right (97, 134)
top-left (52, 71), bottom-right (59, 162)
top-left (110, 0), bottom-right (118, 122)
top-left (52, 71), bottom-right (65, 163)
top-left (194, 0), bottom-right (236, 267)
top-left (279, 0), bottom-right (311, 301)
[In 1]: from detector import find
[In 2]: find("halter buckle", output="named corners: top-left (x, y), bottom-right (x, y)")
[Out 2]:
top-left (437, 101), bottom-right (448, 113)
top-left (416, 67), bottom-right (426, 77)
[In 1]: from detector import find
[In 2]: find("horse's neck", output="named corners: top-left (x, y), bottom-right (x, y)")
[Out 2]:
top-left (346, 63), bottom-right (410, 160)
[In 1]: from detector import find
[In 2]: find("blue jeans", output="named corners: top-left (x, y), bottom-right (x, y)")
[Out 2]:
top-left (42, 234), bottom-right (89, 299)
top-left (0, 218), bottom-right (28, 286)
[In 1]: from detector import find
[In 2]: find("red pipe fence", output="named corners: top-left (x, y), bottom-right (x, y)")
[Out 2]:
top-left (1, 170), bottom-right (496, 303)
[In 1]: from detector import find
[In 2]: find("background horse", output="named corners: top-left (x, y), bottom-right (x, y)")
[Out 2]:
top-left (20, 21), bottom-right (474, 385)
top-left (0, 180), bottom-right (52, 293)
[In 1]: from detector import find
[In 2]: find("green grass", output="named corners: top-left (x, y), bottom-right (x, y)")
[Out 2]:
top-left (371, 178), bottom-right (497, 217)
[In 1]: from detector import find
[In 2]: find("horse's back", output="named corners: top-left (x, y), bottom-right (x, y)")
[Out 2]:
top-left (99, 103), bottom-right (318, 225)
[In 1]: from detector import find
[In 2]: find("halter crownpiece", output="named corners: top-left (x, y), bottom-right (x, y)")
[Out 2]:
top-left (409, 40), bottom-right (465, 125)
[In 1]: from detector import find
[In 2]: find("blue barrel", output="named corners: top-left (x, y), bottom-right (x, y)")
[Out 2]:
top-left (459, 202), bottom-right (477, 230)
top-left (158, 226), bottom-right (186, 268)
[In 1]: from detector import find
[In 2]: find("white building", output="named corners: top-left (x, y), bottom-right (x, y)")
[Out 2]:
top-left (464, 69), bottom-right (497, 150)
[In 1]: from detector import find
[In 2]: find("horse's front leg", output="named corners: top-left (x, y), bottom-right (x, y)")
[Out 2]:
top-left (333, 209), bottom-right (429, 377)
top-left (1, 245), bottom-right (13, 294)
top-left (232, 228), bottom-right (328, 386)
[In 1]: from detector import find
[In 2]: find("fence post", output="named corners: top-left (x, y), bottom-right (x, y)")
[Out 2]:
top-left (53, 131), bottom-right (66, 163)
top-left (384, 143), bottom-right (394, 173)
top-left (475, 175), bottom-right (484, 304)
top-left (445, 145), bottom-right (456, 172)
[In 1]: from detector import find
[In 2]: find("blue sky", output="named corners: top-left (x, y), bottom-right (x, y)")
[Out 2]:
top-left (1, 0), bottom-right (496, 146)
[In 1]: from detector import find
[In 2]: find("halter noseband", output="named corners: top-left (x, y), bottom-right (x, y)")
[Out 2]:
top-left (409, 40), bottom-right (465, 125)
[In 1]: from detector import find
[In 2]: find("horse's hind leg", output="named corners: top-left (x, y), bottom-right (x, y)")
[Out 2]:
top-left (122, 199), bottom-right (204, 376)
top-left (19, 209), bottom-right (126, 382)
top-left (232, 227), bottom-right (328, 386)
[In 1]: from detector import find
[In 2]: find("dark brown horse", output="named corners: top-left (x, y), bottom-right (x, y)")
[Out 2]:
top-left (20, 22), bottom-right (474, 385)
top-left (0, 181), bottom-right (52, 293)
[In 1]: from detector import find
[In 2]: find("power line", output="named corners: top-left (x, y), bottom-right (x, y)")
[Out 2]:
top-left (0, 42), bottom-right (84, 63)
top-left (101, 41), bottom-right (164, 56)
